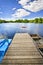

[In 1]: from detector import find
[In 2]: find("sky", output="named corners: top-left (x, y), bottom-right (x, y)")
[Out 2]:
top-left (0, 0), bottom-right (43, 20)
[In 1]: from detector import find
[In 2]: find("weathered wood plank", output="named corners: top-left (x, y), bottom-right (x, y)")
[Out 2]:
top-left (2, 58), bottom-right (43, 64)
top-left (0, 33), bottom-right (43, 65)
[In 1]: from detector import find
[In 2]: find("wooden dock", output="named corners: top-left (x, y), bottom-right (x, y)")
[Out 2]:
top-left (0, 33), bottom-right (43, 65)
top-left (30, 34), bottom-right (41, 40)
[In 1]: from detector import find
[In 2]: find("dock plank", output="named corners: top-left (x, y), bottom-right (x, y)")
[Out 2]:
top-left (0, 33), bottom-right (43, 65)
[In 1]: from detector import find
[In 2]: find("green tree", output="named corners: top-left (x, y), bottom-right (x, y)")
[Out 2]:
top-left (34, 18), bottom-right (38, 23)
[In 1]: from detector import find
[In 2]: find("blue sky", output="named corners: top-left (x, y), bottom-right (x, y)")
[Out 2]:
top-left (0, 0), bottom-right (43, 20)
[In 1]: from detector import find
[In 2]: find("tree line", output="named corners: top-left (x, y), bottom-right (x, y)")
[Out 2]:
top-left (0, 18), bottom-right (43, 23)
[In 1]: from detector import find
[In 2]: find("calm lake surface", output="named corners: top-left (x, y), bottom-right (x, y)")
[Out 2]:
top-left (0, 23), bottom-right (43, 39)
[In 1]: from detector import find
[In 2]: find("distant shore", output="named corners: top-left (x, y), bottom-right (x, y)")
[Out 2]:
top-left (0, 18), bottom-right (43, 23)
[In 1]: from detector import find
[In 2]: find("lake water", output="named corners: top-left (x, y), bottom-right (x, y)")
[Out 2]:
top-left (0, 23), bottom-right (43, 39)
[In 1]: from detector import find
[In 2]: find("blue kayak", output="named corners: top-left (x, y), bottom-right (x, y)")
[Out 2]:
top-left (0, 39), bottom-right (12, 63)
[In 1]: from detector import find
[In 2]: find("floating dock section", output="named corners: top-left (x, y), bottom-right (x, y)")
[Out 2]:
top-left (0, 33), bottom-right (43, 65)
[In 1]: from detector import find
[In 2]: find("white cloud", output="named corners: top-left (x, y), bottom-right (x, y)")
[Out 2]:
top-left (12, 8), bottom-right (16, 10)
top-left (18, 0), bottom-right (43, 12)
top-left (0, 17), bottom-right (16, 21)
top-left (12, 9), bottom-right (30, 18)
top-left (19, 0), bottom-right (30, 6)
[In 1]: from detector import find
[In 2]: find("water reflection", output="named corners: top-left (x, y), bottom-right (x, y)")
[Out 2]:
top-left (0, 23), bottom-right (43, 39)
